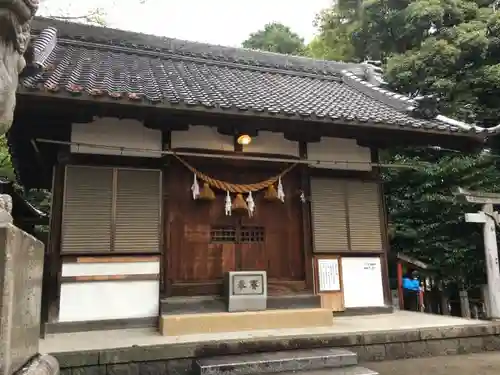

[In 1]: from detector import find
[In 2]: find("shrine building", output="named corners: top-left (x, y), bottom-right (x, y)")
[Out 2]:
top-left (9, 17), bottom-right (492, 335)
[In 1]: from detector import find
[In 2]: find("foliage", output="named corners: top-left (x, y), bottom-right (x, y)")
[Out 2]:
top-left (381, 149), bottom-right (500, 288)
top-left (38, 0), bottom-right (148, 26)
top-left (0, 136), bottom-right (50, 229)
top-left (242, 22), bottom-right (306, 55)
top-left (0, 136), bottom-right (15, 181)
top-left (305, 7), bottom-right (359, 61)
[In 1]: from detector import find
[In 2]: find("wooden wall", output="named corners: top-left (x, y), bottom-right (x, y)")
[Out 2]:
top-left (164, 158), bottom-right (306, 297)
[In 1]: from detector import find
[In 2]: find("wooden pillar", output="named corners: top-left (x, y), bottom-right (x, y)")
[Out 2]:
top-left (159, 128), bottom-right (170, 298)
top-left (397, 261), bottom-right (404, 310)
top-left (372, 148), bottom-right (392, 307)
top-left (45, 162), bottom-right (65, 324)
top-left (299, 141), bottom-right (314, 291)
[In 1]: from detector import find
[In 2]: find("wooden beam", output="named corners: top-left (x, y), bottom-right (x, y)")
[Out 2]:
top-left (61, 274), bottom-right (159, 283)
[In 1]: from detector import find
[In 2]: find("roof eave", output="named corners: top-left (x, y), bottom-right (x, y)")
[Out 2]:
top-left (341, 70), bottom-right (500, 137)
top-left (16, 88), bottom-right (485, 142)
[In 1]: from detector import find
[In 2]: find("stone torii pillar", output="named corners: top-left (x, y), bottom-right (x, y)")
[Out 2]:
top-left (457, 187), bottom-right (500, 319)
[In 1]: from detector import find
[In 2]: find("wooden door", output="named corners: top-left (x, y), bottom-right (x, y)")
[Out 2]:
top-left (165, 161), bottom-right (236, 296)
top-left (238, 225), bottom-right (266, 271)
top-left (165, 159), bottom-right (306, 297)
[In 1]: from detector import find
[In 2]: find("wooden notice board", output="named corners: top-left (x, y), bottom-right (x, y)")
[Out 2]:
top-left (313, 255), bottom-right (345, 312)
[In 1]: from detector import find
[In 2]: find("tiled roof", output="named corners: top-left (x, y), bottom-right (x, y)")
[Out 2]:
top-left (18, 18), bottom-right (490, 136)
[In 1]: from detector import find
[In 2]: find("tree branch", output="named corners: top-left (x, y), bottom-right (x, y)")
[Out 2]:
top-left (48, 15), bottom-right (91, 21)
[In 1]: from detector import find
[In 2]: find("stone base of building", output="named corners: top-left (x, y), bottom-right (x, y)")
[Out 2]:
top-left (41, 312), bottom-right (500, 375)
top-left (159, 308), bottom-right (333, 335)
top-left (49, 321), bottom-right (500, 375)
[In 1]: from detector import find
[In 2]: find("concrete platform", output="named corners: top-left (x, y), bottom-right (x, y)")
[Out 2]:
top-left (160, 308), bottom-right (334, 336)
top-left (368, 352), bottom-right (500, 375)
top-left (39, 311), bottom-right (500, 375)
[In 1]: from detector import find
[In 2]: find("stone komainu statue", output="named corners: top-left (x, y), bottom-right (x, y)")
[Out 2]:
top-left (0, 0), bottom-right (39, 135)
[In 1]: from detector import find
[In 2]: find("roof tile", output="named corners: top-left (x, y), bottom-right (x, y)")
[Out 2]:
top-left (19, 18), bottom-right (482, 135)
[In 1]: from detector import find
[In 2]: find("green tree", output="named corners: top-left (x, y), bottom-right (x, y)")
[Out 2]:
top-left (242, 22), bottom-right (306, 55)
top-left (382, 148), bottom-right (500, 288)
top-left (0, 136), bottom-right (49, 208)
top-left (306, 6), bottom-right (359, 61)
top-left (0, 136), bottom-right (15, 181)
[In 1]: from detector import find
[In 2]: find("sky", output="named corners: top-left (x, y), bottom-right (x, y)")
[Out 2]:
top-left (38, 0), bottom-right (333, 47)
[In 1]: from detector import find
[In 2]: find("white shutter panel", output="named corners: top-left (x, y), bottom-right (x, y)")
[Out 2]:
top-left (61, 166), bottom-right (113, 253)
top-left (347, 180), bottom-right (383, 251)
top-left (310, 177), bottom-right (349, 252)
top-left (114, 169), bottom-right (161, 253)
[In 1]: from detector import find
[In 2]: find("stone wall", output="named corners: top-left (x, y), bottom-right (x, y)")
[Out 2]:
top-left (53, 322), bottom-right (500, 375)
top-left (0, 223), bottom-right (44, 375)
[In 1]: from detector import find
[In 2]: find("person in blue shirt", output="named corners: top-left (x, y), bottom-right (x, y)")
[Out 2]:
top-left (402, 270), bottom-right (421, 311)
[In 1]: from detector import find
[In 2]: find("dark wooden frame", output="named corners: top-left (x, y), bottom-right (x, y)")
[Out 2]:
top-left (60, 274), bottom-right (159, 283)
top-left (13, 84), bottom-right (477, 327)
top-left (169, 280), bottom-right (307, 297)
top-left (40, 116), bottom-right (393, 322)
top-left (162, 151), bottom-right (309, 298)
top-left (59, 155), bottom-right (165, 259)
top-left (313, 255), bottom-right (343, 294)
top-left (12, 91), bottom-right (483, 191)
top-left (308, 171), bottom-right (385, 255)
top-left (45, 155), bottom-right (165, 324)
top-left (305, 148), bottom-right (391, 309)
top-left (15, 92), bottom-right (484, 151)
top-left (313, 254), bottom-right (345, 312)
top-left (54, 255), bottom-right (161, 323)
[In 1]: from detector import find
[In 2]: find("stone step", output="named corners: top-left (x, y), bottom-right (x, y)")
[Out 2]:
top-left (161, 294), bottom-right (320, 315)
top-left (195, 348), bottom-right (358, 375)
top-left (160, 309), bottom-right (333, 336)
top-left (263, 367), bottom-right (379, 375)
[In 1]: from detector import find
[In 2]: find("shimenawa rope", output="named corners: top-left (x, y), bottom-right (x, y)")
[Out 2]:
top-left (172, 153), bottom-right (297, 193)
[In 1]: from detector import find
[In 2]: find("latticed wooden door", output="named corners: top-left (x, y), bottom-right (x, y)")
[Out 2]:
top-left (209, 221), bottom-right (265, 271)
top-left (309, 177), bottom-right (384, 253)
top-left (235, 222), bottom-right (266, 271)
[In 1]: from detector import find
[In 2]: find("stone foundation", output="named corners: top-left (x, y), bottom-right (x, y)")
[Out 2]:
top-left (160, 308), bottom-right (333, 335)
top-left (54, 322), bottom-right (500, 375)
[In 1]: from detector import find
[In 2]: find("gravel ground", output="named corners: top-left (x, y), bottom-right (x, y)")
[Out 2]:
top-left (368, 353), bottom-right (500, 375)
